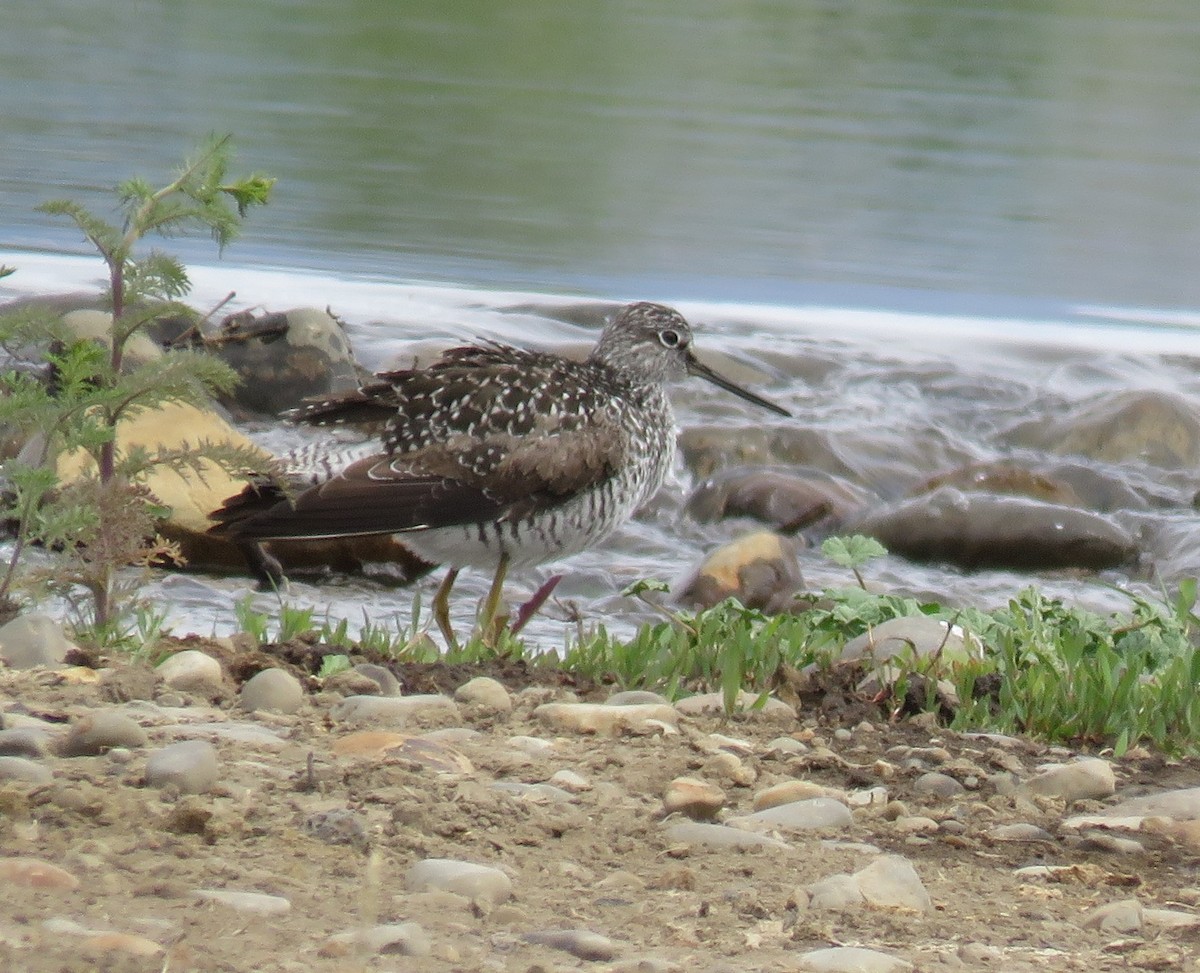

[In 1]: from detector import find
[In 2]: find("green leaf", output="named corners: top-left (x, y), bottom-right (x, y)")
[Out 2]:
top-left (821, 534), bottom-right (887, 568)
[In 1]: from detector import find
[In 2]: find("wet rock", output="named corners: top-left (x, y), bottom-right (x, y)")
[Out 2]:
top-left (685, 466), bottom-right (869, 531)
top-left (144, 740), bottom-right (219, 794)
top-left (331, 693), bottom-right (460, 727)
top-left (208, 307), bottom-right (360, 417)
top-left (535, 701), bottom-right (678, 735)
top-left (405, 858), bottom-right (513, 904)
top-left (239, 667), bottom-right (304, 714)
top-left (1021, 758), bottom-right (1116, 803)
top-left (319, 922), bottom-right (431, 958)
top-left (729, 797), bottom-right (853, 832)
top-left (60, 712), bottom-right (147, 756)
top-left (1009, 389), bottom-right (1200, 469)
top-left (915, 460), bottom-right (1083, 506)
top-left (156, 650), bottom-right (225, 694)
top-left (523, 928), bottom-right (621, 961)
top-left (0, 857), bottom-right (80, 890)
top-left (193, 888), bottom-right (291, 915)
top-left (678, 530), bottom-right (803, 612)
top-left (797, 945), bottom-right (913, 973)
top-left (845, 487), bottom-right (1136, 571)
top-left (663, 776), bottom-right (726, 819)
top-left (0, 613), bottom-right (77, 669)
top-left (454, 676), bottom-right (512, 714)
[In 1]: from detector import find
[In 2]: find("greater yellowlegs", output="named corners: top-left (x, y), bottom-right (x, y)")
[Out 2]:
top-left (211, 302), bottom-right (790, 641)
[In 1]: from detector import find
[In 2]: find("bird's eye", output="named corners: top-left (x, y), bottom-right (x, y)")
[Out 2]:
top-left (659, 329), bottom-right (682, 348)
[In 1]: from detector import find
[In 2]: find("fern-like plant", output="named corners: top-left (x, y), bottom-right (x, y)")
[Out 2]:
top-left (0, 135), bottom-right (274, 639)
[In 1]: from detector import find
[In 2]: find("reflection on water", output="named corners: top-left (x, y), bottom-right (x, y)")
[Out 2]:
top-left (3, 0), bottom-right (1200, 307)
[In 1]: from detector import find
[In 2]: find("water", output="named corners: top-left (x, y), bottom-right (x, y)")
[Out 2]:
top-left (2, 2), bottom-right (1200, 646)
top-left (4, 0), bottom-right (1200, 307)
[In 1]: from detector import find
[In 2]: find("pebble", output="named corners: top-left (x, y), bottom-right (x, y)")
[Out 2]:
top-left (912, 772), bottom-right (965, 799)
top-left (1080, 897), bottom-right (1143, 933)
top-left (548, 769), bottom-right (592, 793)
top-left (144, 740), bottom-right (219, 794)
top-left (304, 808), bottom-right (369, 847)
top-left (535, 701), bottom-right (678, 735)
top-left (0, 755), bottom-right (53, 784)
top-left (0, 856), bottom-right (80, 890)
top-left (354, 662), bottom-right (401, 696)
top-left (454, 676), bottom-right (512, 714)
top-left (807, 855), bottom-right (930, 913)
top-left (729, 797), bottom-right (854, 832)
top-left (492, 781), bottom-right (576, 803)
top-left (0, 612), bottom-right (77, 668)
top-left (239, 667), bottom-right (304, 714)
top-left (319, 922), bottom-right (431, 957)
top-left (331, 694), bottom-right (460, 726)
top-left (663, 776), bottom-right (726, 819)
top-left (155, 649), bottom-right (225, 694)
top-left (0, 726), bottom-right (53, 757)
top-left (1067, 785), bottom-right (1200, 830)
top-left (987, 823), bottom-right (1054, 843)
top-left (606, 690), bottom-right (669, 705)
top-left (674, 691), bottom-right (796, 719)
top-left (663, 821), bottom-right (790, 850)
top-left (854, 855), bottom-right (932, 912)
top-left (523, 928), bottom-right (621, 961)
top-left (1021, 757), bottom-right (1115, 802)
top-left (82, 931), bottom-right (164, 957)
top-left (60, 711), bottom-right (147, 756)
top-left (806, 873), bottom-right (865, 910)
top-left (797, 945), bottom-right (913, 972)
top-left (405, 858), bottom-right (513, 904)
top-left (754, 780), bottom-right (840, 811)
top-left (507, 735), bottom-right (557, 756)
top-left (159, 721), bottom-right (287, 749)
top-left (193, 888), bottom-right (292, 915)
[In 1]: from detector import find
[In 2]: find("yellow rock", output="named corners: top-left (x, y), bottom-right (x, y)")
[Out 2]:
top-left (56, 400), bottom-right (267, 534)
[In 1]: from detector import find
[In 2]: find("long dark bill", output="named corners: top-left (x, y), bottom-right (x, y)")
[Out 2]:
top-left (685, 353), bottom-right (791, 417)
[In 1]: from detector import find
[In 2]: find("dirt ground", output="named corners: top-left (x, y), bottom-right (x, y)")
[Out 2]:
top-left (3, 637), bottom-right (1200, 973)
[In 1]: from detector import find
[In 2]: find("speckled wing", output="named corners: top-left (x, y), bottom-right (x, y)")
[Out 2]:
top-left (210, 346), bottom-right (630, 541)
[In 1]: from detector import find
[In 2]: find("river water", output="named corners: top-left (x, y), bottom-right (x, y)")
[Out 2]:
top-left (2, 1), bottom-right (1200, 647)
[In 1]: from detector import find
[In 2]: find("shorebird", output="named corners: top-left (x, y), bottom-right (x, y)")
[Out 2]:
top-left (210, 302), bottom-right (790, 644)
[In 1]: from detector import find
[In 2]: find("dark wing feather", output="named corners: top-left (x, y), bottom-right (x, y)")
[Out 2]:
top-left (211, 344), bottom-right (635, 542)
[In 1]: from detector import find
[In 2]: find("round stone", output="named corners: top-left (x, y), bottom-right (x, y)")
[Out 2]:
top-left (145, 740), bottom-right (219, 794)
top-left (240, 667), bottom-right (305, 714)
top-left (156, 649), bottom-right (225, 694)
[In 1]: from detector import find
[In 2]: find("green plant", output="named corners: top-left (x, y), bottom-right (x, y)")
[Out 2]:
top-left (0, 136), bottom-right (273, 641)
top-left (821, 534), bottom-right (887, 589)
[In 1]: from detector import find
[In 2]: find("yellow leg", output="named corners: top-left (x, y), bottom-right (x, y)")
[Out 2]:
top-left (480, 553), bottom-right (510, 647)
top-left (433, 567), bottom-right (461, 653)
